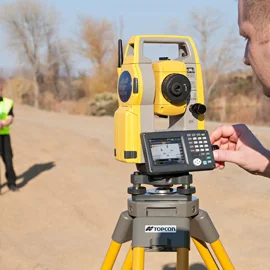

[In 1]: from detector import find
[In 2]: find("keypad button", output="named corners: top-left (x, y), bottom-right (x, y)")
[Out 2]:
top-left (193, 158), bottom-right (202, 166)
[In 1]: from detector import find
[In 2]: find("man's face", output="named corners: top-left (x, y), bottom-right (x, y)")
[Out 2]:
top-left (238, 0), bottom-right (270, 97)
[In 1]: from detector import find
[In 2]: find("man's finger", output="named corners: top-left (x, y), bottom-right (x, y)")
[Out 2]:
top-left (213, 149), bottom-right (242, 165)
top-left (210, 125), bottom-right (236, 144)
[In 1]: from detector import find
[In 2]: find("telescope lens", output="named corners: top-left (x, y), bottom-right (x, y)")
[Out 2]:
top-left (171, 83), bottom-right (183, 96)
top-left (162, 74), bottom-right (191, 105)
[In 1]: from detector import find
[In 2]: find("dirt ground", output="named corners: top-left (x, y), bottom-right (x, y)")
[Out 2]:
top-left (0, 104), bottom-right (269, 270)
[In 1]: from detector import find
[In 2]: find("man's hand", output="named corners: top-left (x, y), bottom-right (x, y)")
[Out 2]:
top-left (210, 124), bottom-right (270, 177)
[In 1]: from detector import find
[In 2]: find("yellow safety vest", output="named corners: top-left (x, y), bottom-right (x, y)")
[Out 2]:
top-left (0, 97), bottom-right (13, 135)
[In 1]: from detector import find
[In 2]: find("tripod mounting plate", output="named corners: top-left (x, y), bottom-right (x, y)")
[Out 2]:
top-left (131, 172), bottom-right (193, 187)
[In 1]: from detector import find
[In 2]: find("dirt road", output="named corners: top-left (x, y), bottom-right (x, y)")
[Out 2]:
top-left (0, 105), bottom-right (269, 270)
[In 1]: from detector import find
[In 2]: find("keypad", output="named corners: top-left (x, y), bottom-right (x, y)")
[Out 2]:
top-left (188, 132), bottom-right (210, 152)
top-left (187, 132), bottom-right (213, 166)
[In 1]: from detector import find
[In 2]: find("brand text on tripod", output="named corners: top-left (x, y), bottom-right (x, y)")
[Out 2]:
top-left (144, 225), bottom-right (177, 233)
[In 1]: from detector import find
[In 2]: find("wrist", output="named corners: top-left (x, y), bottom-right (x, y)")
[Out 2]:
top-left (258, 148), bottom-right (270, 178)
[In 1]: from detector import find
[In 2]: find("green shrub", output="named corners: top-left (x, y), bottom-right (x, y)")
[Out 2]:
top-left (89, 92), bottom-right (119, 116)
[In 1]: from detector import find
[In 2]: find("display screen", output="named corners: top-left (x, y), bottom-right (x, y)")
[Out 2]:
top-left (149, 137), bottom-right (186, 166)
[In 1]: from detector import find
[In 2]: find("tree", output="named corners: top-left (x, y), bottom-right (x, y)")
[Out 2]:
top-left (77, 16), bottom-right (124, 95)
top-left (0, 0), bottom-right (59, 108)
top-left (167, 8), bottom-right (241, 105)
top-left (78, 16), bottom-right (116, 71)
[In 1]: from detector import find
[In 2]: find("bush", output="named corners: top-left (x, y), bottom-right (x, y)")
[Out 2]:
top-left (89, 92), bottom-right (118, 116)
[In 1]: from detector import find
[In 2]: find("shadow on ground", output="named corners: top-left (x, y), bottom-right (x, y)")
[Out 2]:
top-left (0, 161), bottom-right (55, 191)
top-left (16, 162), bottom-right (56, 188)
top-left (163, 263), bottom-right (207, 270)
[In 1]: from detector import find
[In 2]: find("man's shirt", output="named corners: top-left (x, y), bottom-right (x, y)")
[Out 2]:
top-left (0, 97), bottom-right (14, 116)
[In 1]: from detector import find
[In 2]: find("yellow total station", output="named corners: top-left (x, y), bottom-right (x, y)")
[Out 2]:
top-left (114, 35), bottom-right (206, 164)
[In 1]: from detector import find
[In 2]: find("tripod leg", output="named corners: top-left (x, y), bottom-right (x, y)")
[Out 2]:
top-left (101, 211), bottom-right (133, 270)
top-left (176, 248), bottom-right (189, 270)
top-left (121, 245), bottom-right (132, 270)
top-left (132, 247), bottom-right (144, 270)
top-left (101, 241), bottom-right (122, 270)
top-left (192, 238), bottom-right (218, 270)
top-left (210, 239), bottom-right (234, 270)
top-left (191, 210), bottom-right (234, 269)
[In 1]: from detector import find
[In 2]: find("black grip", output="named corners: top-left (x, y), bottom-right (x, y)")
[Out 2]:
top-left (212, 145), bottom-right (219, 151)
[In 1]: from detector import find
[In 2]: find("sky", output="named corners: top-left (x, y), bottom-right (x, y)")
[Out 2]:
top-left (0, 0), bottom-right (247, 75)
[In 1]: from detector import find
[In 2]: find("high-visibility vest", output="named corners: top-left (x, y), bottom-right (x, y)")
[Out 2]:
top-left (0, 97), bottom-right (13, 135)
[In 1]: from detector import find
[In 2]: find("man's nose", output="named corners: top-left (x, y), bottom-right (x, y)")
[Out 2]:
top-left (243, 55), bottom-right (250, 65)
top-left (244, 41), bottom-right (251, 66)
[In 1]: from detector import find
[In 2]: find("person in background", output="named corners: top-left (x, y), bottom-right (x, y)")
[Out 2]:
top-left (210, 0), bottom-right (270, 178)
top-left (0, 78), bottom-right (18, 191)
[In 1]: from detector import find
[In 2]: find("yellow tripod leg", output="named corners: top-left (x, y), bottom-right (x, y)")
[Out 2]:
top-left (101, 240), bottom-right (122, 270)
top-left (132, 247), bottom-right (144, 270)
top-left (121, 245), bottom-right (132, 270)
top-left (176, 248), bottom-right (189, 270)
top-left (192, 238), bottom-right (218, 270)
top-left (210, 239), bottom-right (235, 270)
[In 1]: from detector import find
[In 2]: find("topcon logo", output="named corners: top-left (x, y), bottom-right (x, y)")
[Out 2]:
top-left (145, 225), bottom-right (177, 233)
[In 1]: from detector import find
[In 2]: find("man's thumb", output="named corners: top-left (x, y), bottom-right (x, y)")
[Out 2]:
top-left (213, 150), bottom-right (242, 165)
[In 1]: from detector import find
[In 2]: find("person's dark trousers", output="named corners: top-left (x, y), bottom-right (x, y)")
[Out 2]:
top-left (0, 134), bottom-right (17, 186)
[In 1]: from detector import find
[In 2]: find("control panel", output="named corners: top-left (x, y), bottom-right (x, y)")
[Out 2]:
top-left (140, 130), bottom-right (216, 176)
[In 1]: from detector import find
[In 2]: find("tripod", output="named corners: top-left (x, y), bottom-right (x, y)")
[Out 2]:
top-left (101, 172), bottom-right (234, 269)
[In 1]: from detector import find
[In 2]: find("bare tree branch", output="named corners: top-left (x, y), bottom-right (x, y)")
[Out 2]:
top-left (0, 0), bottom-right (60, 108)
top-left (77, 16), bottom-right (117, 71)
top-left (167, 8), bottom-right (240, 105)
